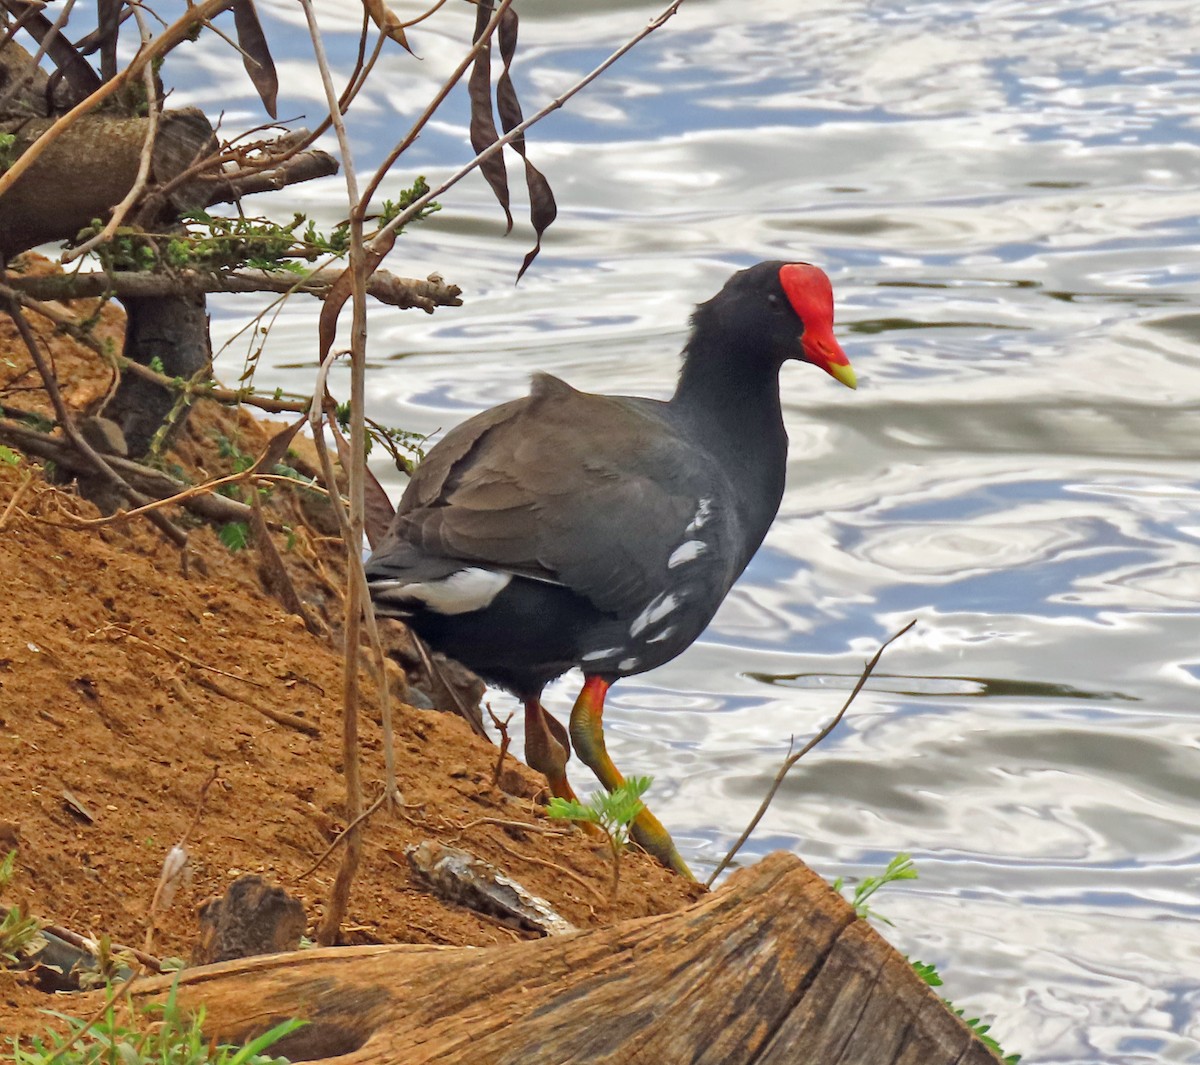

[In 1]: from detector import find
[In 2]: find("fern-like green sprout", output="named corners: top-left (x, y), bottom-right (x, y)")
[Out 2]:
top-left (834, 853), bottom-right (1021, 1063)
top-left (546, 776), bottom-right (652, 900)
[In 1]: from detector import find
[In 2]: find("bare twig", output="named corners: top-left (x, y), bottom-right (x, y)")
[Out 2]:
top-left (493, 840), bottom-right (608, 908)
top-left (0, 0), bottom-right (79, 111)
top-left (99, 625), bottom-right (268, 688)
top-left (44, 975), bottom-right (144, 1065)
top-left (303, 0), bottom-right (369, 947)
top-left (36, 921), bottom-right (163, 974)
top-left (359, 0), bottom-right (516, 210)
top-left (47, 415), bottom-right (304, 530)
top-left (412, 629), bottom-right (488, 738)
top-left (296, 787), bottom-right (389, 882)
top-left (0, 467), bottom-right (33, 530)
top-left (488, 705), bottom-right (514, 786)
top-left (2, 266), bottom-right (462, 313)
top-left (704, 620), bottom-right (918, 888)
top-left (448, 816), bottom-right (571, 837)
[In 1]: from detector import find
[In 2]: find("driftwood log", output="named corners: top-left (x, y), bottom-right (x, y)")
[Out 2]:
top-left (129, 853), bottom-right (1002, 1064)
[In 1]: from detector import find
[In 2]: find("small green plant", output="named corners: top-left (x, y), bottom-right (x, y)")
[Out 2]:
top-left (334, 402), bottom-right (427, 472)
top-left (11, 978), bottom-right (304, 1065)
top-left (0, 132), bottom-right (16, 172)
top-left (832, 851), bottom-right (917, 926)
top-left (218, 522), bottom-right (250, 552)
top-left (546, 776), bottom-right (652, 900)
top-left (79, 177), bottom-right (438, 276)
top-left (834, 854), bottom-right (1020, 1063)
top-left (912, 958), bottom-right (1020, 1063)
top-left (0, 445), bottom-right (21, 467)
top-left (0, 851), bottom-right (43, 967)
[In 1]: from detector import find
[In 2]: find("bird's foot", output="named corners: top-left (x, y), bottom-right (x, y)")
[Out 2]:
top-left (630, 807), bottom-right (695, 881)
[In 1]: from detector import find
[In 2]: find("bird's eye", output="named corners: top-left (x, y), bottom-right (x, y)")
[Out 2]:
top-left (767, 293), bottom-right (785, 313)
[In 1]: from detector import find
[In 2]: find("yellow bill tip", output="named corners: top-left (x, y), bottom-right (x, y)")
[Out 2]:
top-left (826, 360), bottom-right (857, 390)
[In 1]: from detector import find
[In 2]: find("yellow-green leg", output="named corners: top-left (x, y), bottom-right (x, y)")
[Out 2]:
top-left (568, 675), bottom-right (695, 880)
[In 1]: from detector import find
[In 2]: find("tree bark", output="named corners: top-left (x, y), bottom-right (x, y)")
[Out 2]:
top-left (125, 852), bottom-right (1003, 1065)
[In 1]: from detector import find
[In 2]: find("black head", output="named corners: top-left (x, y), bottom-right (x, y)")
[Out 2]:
top-left (690, 261), bottom-right (856, 389)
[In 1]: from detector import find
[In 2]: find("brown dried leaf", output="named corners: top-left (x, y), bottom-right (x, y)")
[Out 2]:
top-left (468, 0), bottom-right (512, 234)
top-left (251, 415), bottom-right (306, 474)
top-left (329, 418), bottom-right (395, 550)
top-left (232, 0), bottom-right (279, 119)
top-left (496, 8), bottom-right (557, 280)
top-left (316, 229), bottom-right (396, 363)
top-left (362, 0), bottom-right (413, 54)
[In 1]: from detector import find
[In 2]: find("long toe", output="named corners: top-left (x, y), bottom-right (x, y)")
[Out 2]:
top-left (630, 805), bottom-right (695, 881)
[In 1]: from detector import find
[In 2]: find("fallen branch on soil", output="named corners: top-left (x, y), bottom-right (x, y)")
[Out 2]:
top-left (705, 619), bottom-right (918, 888)
top-left (122, 851), bottom-right (1002, 1065)
top-left (249, 492), bottom-right (326, 638)
top-left (0, 416), bottom-right (251, 524)
top-left (46, 415), bottom-right (302, 532)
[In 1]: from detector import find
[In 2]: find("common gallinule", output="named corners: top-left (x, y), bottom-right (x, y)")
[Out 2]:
top-left (367, 261), bottom-right (855, 878)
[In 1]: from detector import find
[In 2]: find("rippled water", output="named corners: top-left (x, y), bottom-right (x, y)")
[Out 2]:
top-left (166, 1), bottom-right (1200, 1059)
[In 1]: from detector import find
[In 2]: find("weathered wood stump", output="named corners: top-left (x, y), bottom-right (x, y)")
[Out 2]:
top-left (130, 852), bottom-right (1002, 1064)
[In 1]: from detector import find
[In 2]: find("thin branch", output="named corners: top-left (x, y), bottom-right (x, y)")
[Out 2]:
top-left (105, 626), bottom-right (267, 688)
top-left (3, 266), bottom-right (462, 313)
top-left (704, 620), bottom-right (918, 888)
top-left (144, 767), bottom-right (219, 956)
top-left (35, 921), bottom-right (163, 975)
top-left (301, 0), bottom-right (373, 949)
top-left (296, 787), bottom-right (389, 882)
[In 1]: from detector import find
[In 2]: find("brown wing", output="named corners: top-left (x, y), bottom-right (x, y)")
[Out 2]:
top-left (390, 374), bottom-right (730, 616)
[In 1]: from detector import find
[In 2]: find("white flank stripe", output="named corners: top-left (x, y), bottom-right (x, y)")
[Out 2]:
top-left (581, 647), bottom-right (622, 662)
top-left (667, 539), bottom-right (706, 568)
top-left (403, 568), bottom-right (512, 615)
top-left (686, 497), bottom-right (713, 533)
top-left (629, 592), bottom-right (679, 638)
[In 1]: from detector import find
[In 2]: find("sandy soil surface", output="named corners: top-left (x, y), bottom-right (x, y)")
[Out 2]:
top-left (0, 279), bottom-right (700, 1042)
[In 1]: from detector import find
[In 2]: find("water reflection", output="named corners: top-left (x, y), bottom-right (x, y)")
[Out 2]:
top-left (173, 0), bottom-right (1200, 1058)
top-left (749, 672), bottom-right (1138, 702)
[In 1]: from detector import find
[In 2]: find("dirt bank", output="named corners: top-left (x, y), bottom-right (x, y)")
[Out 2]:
top-left (0, 285), bottom-right (699, 1040)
